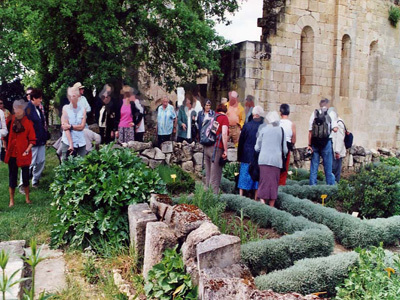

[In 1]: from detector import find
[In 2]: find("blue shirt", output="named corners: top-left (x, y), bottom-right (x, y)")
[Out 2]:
top-left (157, 104), bottom-right (176, 135)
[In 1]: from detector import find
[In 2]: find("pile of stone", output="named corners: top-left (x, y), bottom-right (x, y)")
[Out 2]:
top-left (128, 194), bottom-right (326, 300)
top-left (121, 141), bottom-right (239, 174)
top-left (291, 145), bottom-right (399, 172)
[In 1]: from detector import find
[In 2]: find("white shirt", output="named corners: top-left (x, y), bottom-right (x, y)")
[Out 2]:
top-left (78, 95), bottom-right (91, 113)
top-left (332, 118), bottom-right (346, 158)
top-left (308, 108), bottom-right (338, 138)
top-left (0, 109), bottom-right (7, 149)
top-left (280, 119), bottom-right (293, 142)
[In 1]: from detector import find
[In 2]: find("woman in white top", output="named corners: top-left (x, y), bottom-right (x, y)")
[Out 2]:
top-left (279, 104), bottom-right (296, 185)
top-left (0, 109), bottom-right (7, 158)
top-left (60, 87), bottom-right (87, 161)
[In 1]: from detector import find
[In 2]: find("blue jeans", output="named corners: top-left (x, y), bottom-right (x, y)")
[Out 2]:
top-left (310, 140), bottom-right (335, 185)
top-left (332, 157), bottom-right (343, 183)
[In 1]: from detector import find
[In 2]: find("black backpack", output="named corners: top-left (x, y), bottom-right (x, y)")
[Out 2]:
top-left (199, 113), bottom-right (220, 146)
top-left (338, 120), bottom-right (353, 149)
top-left (311, 109), bottom-right (331, 148)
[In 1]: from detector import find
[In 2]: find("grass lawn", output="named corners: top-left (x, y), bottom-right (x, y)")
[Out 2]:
top-left (0, 147), bottom-right (58, 243)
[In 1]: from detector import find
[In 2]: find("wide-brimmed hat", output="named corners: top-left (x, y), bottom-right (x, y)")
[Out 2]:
top-left (73, 82), bottom-right (85, 89)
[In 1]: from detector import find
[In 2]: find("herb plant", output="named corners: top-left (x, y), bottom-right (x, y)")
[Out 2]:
top-left (157, 164), bottom-right (195, 195)
top-left (389, 6), bottom-right (400, 27)
top-left (144, 246), bottom-right (197, 300)
top-left (50, 144), bottom-right (166, 250)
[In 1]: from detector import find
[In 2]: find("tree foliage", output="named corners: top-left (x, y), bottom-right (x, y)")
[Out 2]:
top-left (0, 0), bottom-right (241, 99)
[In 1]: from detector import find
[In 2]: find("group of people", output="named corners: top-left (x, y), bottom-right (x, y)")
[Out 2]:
top-left (0, 81), bottom-right (348, 208)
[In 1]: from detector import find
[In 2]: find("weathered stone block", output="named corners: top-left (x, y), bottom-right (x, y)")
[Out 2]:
top-left (127, 141), bottom-right (152, 151)
top-left (182, 145), bottom-right (193, 161)
top-left (142, 222), bottom-right (178, 278)
top-left (182, 161), bottom-right (194, 173)
top-left (154, 147), bottom-right (166, 160)
top-left (142, 148), bottom-right (156, 159)
top-left (167, 204), bottom-right (211, 239)
top-left (149, 159), bottom-right (162, 169)
top-left (149, 194), bottom-right (173, 221)
top-left (139, 156), bottom-right (149, 165)
top-left (197, 234), bottom-right (241, 270)
top-left (227, 148), bottom-right (237, 162)
top-left (165, 153), bottom-right (172, 165)
top-left (128, 203), bottom-right (158, 263)
top-left (193, 152), bottom-right (203, 165)
top-left (161, 141), bottom-right (173, 153)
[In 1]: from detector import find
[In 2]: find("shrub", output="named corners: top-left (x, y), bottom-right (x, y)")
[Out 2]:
top-left (222, 162), bottom-right (239, 182)
top-left (50, 145), bottom-right (166, 249)
top-left (219, 194), bottom-right (334, 275)
top-left (380, 156), bottom-right (400, 167)
top-left (336, 245), bottom-right (400, 300)
top-left (338, 163), bottom-right (400, 218)
top-left (389, 6), bottom-right (400, 27)
top-left (144, 246), bottom-right (197, 300)
top-left (255, 252), bottom-right (359, 297)
top-left (220, 176), bottom-right (236, 194)
top-left (279, 184), bottom-right (338, 203)
top-left (287, 167), bottom-right (325, 182)
top-left (277, 192), bottom-right (400, 248)
top-left (156, 164), bottom-right (195, 195)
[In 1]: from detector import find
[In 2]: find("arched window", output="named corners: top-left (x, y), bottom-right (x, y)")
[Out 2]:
top-left (300, 26), bottom-right (314, 94)
top-left (340, 35), bottom-right (351, 97)
top-left (368, 41), bottom-right (379, 101)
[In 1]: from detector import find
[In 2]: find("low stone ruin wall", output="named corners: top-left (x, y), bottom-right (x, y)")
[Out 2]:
top-left (122, 140), bottom-right (397, 175)
top-left (128, 194), bottom-right (324, 299)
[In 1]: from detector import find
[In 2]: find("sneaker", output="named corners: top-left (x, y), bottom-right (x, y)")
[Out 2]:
top-left (18, 185), bottom-right (25, 195)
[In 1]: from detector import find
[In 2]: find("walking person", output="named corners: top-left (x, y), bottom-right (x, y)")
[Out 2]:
top-left (156, 96), bottom-right (176, 147)
top-left (4, 100), bottom-right (36, 207)
top-left (279, 104), bottom-right (296, 185)
top-left (19, 88), bottom-right (48, 189)
top-left (237, 105), bottom-right (265, 199)
top-left (307, 98), bottom-right (337, 185)
top-left (204, 104), bottom-right (229, 194)
top-left (255, 111), bottom-right (287, 207)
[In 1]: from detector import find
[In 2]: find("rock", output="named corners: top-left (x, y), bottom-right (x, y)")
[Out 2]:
top-left (370, 148), bottom-right (380, 157)
top-left (127, 141), bottom-right (152, 152)
top-left (182, 145), bottom-right (193, 161)
top-left (128, 203), bottom-right (158, 263)
top-left (355, 146), bottom-right (366, 156)
top-left (379, 148), bottom-right (391, 156)
top-left (142, 148), bottom-right (156, 159)
top-left (353, 155), bottom-right (365, 163)
top-left (165, 153), bottom-right (172, 165)
top-left (182, 161), bottom-right (194, 173)
top-left (182, 222), bottom-right (221, 264)
top-left (112, 143), bottom-right (123, 149)
top-left (195, 165), bottom-right (203, 174)
top-left (32, 248), bottom-right (66, 297)
top-left (0, 240), bottom-right (26, 299)
top-left (227, 148), bottom-right (237, 162)
top-left (142, 222), bottom-right (178, 278)
top-left (167, 204), bottom-right (211, 238)
top-left (193, 143), bottom-right (204, 152)
top-left (149, 194), bottom-right (174, 221)
top-left (161, 141), bottom-right (173, 153)
top-left (154, 147), bottom-right (166, 160)
top-left (396, 150), bottom-right (400, 158)
top-left (149, 159), bottom-right (162, 169)
top-left (139, 156), bottom-right (149, 165)
top-left (197, 234), bottom-right (241, 270)
top-left (199, 264), bottom-right (254, 300)
top-left (193, 152), bottom-right (204, 165)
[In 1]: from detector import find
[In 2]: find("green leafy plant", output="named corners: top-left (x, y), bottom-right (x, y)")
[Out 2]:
top-left (380, 156), bottom-right (400, 167)
top-left (228, 209), bottom-right (261, 244)
top-left (222, 162), bottom-right (240, 182)
top-left (157, 164), bottom-right (195, 195)
top-left (144, 246), bottom-right (197, 300)
top-left (337, 163), bottom-right (400, 218)
top-left (81, 248), bottom-right (101, 285)
top-left (336, 244), bottom-right (400, 300)
top-left (389, 6), bottom-right (400, 27)
top-left (50, 144), bottom-right (166, 250)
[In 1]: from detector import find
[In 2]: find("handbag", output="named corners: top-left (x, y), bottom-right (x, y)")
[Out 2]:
top-left (249, 151), bottom-right (260, 182)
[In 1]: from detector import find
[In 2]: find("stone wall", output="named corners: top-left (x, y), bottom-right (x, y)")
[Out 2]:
top-left (210, 0), bottom-right (400, 149)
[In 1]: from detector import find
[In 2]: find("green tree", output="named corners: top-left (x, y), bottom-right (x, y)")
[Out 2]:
top-left (0, 0), bottom-right (241, 103)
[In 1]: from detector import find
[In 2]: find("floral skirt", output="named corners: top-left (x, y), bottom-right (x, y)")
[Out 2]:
top-left (118, 127), bottom-right (135, 144)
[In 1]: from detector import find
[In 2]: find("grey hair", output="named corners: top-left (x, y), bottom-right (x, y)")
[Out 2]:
top-left (67, 86), bottom-right (80, 99)
top-left (13, 99), bottom-right (27, 110)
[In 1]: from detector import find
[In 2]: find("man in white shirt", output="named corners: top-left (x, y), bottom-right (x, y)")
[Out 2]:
top-left (331, 110), bottom-right (346, 183)
top-left (307, 98), bottom-right (337, 185)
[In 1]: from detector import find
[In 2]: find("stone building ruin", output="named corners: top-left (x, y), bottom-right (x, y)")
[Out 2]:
top-left (207, 0), bottom-right (400, 148)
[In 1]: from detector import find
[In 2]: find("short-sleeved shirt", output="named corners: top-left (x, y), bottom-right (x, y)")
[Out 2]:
top-left (157, 104), bottom-right (176, 135)
top-left (215, 114), bottom-right (229, 150)
top-left (61, 104), bottom-right (86, 148)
